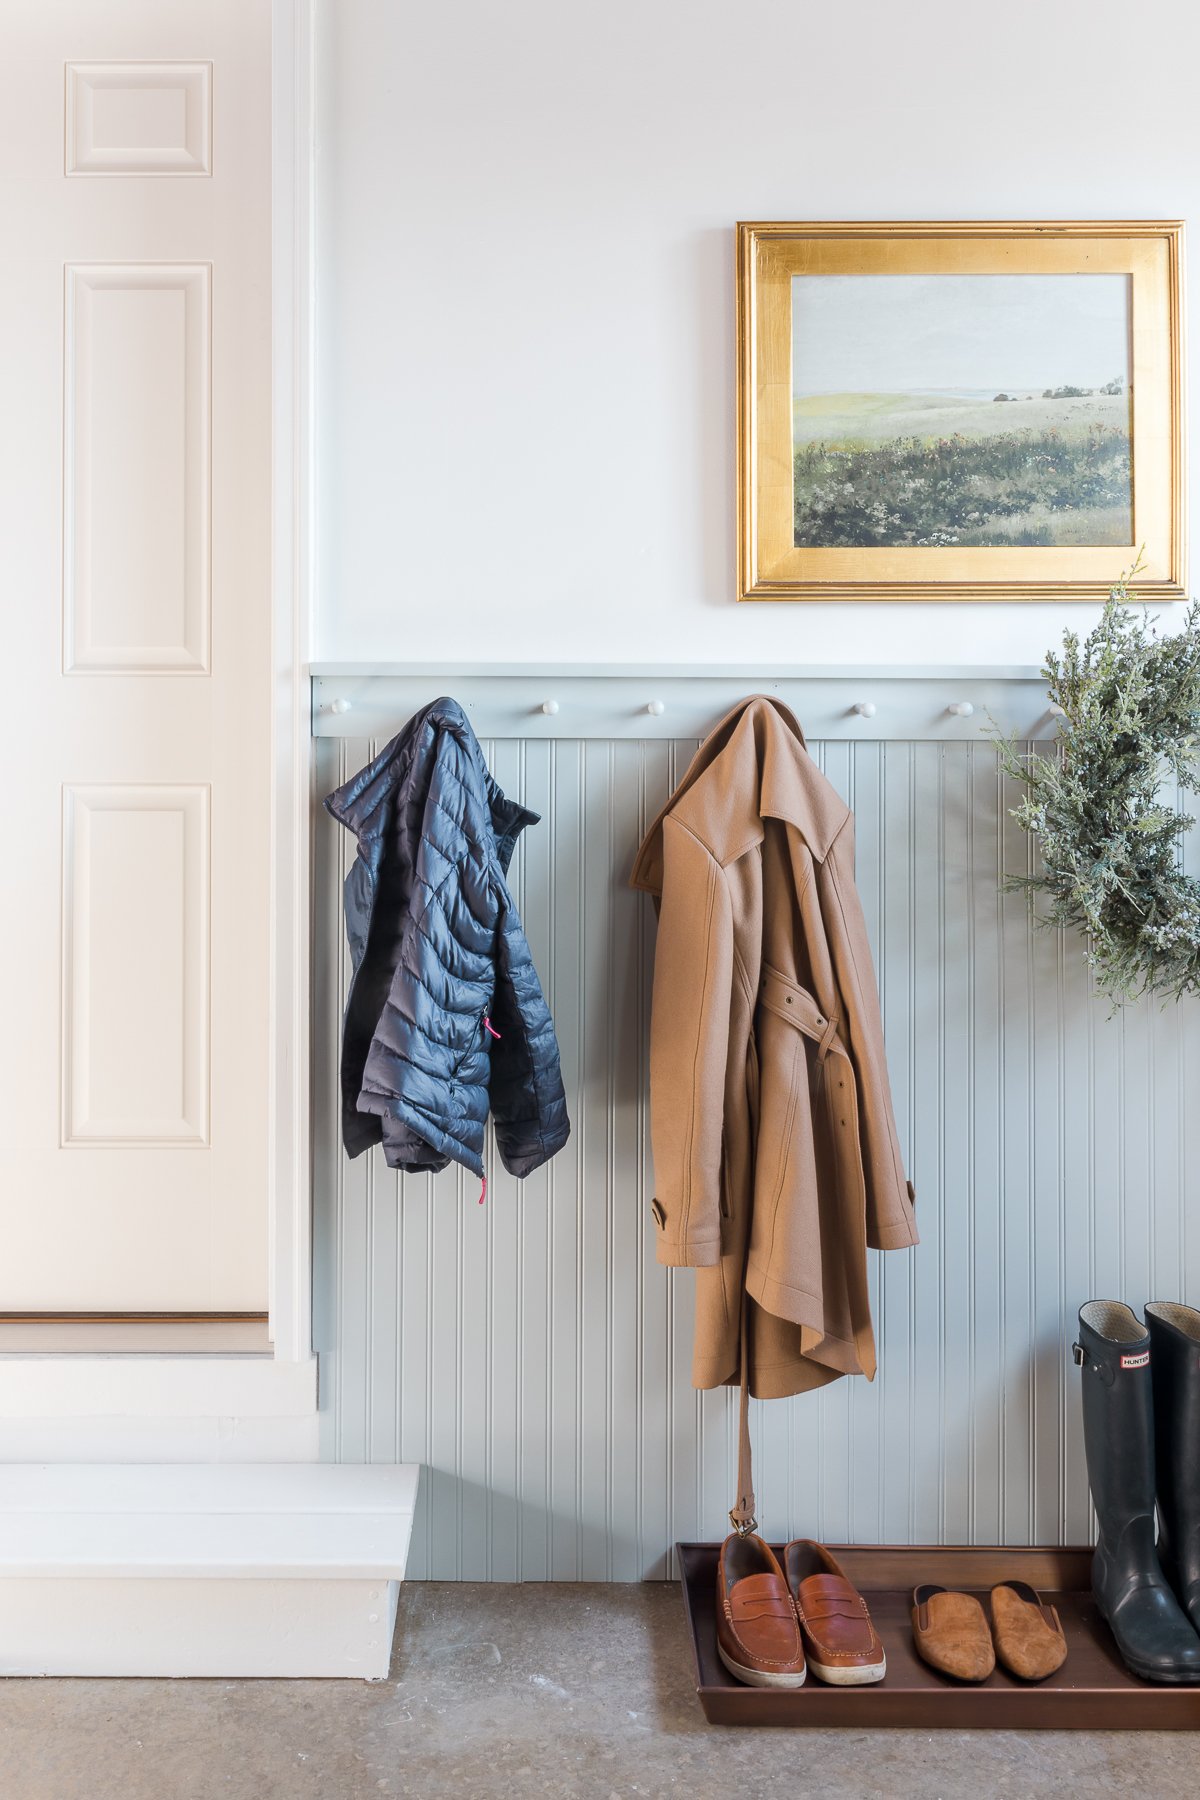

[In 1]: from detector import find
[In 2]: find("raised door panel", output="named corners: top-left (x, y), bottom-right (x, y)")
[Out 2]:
top-left (64, 264), bottom-right (210, 673)
top-left (62, 785), bottom-right (209, 1146)
top-left (65, 61), bottom-right (212, 176)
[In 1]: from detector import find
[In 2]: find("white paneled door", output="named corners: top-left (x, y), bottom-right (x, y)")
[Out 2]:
top-left (0, 6), bottom-right (272, 1311)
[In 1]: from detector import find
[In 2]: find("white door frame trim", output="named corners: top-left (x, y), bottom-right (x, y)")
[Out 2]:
top-left (267, 0), bottom-right (316, 1371)
top-left (0, 1), bottom-right (317, 1442)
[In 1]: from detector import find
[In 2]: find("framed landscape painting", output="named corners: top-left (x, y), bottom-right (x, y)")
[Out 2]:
top-left (736, 220), bottom-right (1185, 602)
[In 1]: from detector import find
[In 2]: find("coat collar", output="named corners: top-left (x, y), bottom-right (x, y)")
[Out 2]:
top-left (629, 695), bottom-right (849, 894)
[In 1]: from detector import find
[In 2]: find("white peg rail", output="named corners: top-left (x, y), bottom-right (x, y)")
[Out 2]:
top-left (311, 663), bottom-right (1057, 742)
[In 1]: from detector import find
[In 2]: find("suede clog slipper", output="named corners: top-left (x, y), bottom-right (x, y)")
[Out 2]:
top-left (989, 1581), bottom-right (1068, 1681)
top-left (911, 1584), bottom-right (996, 1683)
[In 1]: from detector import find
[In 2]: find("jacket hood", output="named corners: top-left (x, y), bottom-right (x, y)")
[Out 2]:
top-left (629, 694), bottom-right (849, 895)
top-left (325, 695), bottom-right (538, 873)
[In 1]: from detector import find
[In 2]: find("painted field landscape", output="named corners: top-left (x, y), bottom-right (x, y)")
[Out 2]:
top-left (791, 273), bottom-right (1133, 549)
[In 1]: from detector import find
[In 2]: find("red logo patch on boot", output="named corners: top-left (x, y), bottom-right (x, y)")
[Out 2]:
top-left (1120, 1351), bottom-right (1150, 1369)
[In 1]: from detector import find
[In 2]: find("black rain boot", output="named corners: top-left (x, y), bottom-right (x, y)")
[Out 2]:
top-left (1074, 1300), bottom-right (1200, 1683)
top-left (1146, 1303), bottom-right (1200, 1633)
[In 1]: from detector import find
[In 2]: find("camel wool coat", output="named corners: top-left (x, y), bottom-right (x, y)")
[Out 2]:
top-left (630, 696), bottom-right (918, 1399)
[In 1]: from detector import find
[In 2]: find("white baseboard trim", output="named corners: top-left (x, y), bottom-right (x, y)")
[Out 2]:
top-left (0, 1320), bottom-right (272, 1354)
top-left (0, 1352), bottom-right (318, 1419)
top-left (0, 1413), bottom-right (320, 1462)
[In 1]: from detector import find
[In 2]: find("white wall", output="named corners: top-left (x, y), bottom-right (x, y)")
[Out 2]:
top-left (314, 0), bottom-right (1197, 666)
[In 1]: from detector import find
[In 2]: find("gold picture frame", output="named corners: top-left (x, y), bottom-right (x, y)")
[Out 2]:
top-left (736, 220), bottom-right (1186, 602)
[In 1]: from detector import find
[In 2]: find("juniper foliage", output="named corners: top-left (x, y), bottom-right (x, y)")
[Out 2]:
top-left (995, 563), bottom-right (1200, 1005)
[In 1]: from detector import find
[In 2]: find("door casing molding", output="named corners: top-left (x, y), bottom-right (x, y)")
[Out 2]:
top-left (267, 0), bottom-right (316, 1372)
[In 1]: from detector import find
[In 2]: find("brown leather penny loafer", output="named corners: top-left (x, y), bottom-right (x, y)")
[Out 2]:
top-left (784, 1540), bottom-right (886, 1685)
top-left (911, 1584), bottom-right (996, 1682)
top-left (990, 1581), bottom-right (1068, 1681)
top-left (715, 1533), bottom-right (806, 1689)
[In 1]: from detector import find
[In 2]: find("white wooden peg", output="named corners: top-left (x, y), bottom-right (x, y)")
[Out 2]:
top-left (947, 701), bottom-right (974, 718)
top-left (646, 700), bottom-right (666, 716)
top-left (330, 697), bottom-right (352, 715)
top-left (853, 701), bottom-right (877, 719)
top-left (541, 699), bottom-right (560, 716)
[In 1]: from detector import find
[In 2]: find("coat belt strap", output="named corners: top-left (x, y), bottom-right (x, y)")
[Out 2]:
top-left (729, 1297), bottom-right (757, 1537)
top-left (731, 967), bottom-right (848, 1535)
top-left (760, 964), bottom-right (845, 1062)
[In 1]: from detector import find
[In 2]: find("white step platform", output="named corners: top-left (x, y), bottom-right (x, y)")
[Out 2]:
top-left (0, 1463), bottom-right (419, 1679)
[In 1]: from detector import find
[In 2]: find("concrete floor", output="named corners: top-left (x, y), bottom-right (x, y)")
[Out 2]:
top-left (0, 1583), bottom-right (1196, 1800)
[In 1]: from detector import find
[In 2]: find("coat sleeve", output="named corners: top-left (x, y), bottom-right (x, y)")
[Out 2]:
top-left (648, 818), bottom-right (734, 1268)
top-left (487, 891), bottom-right (571, 1178)
top-left (824, 824), bottom-right (919, 1252)
top-left (357, 837), bottom-right (497, 1176)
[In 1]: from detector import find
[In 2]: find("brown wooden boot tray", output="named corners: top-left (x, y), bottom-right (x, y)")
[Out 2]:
top-left (679, 1542), bottom-right (1200, 1728)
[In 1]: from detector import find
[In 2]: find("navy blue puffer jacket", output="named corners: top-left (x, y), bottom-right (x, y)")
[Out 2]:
top-left (325, 698), bottom-right (570, 1180)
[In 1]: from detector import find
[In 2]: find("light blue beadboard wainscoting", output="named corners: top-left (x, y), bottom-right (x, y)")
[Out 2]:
top-left (312, 667), bottom-right (1200, 1580)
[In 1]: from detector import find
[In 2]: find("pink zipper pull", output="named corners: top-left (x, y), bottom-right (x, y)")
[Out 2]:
top-left (483, 1016), bottom-right (501, 1040)
top-left (478, 1174), bottom-right (487, 1206)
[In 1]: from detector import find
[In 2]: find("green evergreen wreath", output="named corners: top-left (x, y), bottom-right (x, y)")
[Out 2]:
top-left (995, 561), bottom-right (1200, 1005)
